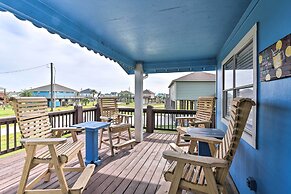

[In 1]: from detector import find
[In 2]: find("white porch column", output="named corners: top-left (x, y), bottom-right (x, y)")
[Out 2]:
top-left (134, 63), bottom-right (143, 142)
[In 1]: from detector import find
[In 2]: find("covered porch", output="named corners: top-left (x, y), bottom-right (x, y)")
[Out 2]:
top-left (0, 132), bottom-right (236, 194)
top-left (0, 0), bottom-right (291, 193)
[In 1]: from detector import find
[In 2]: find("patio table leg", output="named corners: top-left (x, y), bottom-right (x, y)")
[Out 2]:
top-left (85, 128), bottom-right (101, 165)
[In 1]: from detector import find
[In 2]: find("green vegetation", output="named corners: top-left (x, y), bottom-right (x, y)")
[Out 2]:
top-left (0, 102), bottom-right (97, 118)
top-left (19, 89), bottom-right (32, 97)
top-left (117, 102), bottom-right (165, 109)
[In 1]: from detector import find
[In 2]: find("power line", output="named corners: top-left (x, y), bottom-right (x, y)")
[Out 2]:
top-left (0, 64), bottom-right (49, 74)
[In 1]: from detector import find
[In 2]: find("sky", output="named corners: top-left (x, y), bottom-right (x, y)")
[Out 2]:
top-left (0, 12), bottom-right (191, 94)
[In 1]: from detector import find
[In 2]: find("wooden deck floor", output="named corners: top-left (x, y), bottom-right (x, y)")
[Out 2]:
top-left (0, 132), bottom-right (176, 194)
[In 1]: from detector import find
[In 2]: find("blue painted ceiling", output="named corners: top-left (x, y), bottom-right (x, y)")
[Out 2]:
top-left (0, 0), bottom-right (251, 74)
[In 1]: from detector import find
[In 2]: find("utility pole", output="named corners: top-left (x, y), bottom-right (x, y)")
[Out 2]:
top-left (50, 63), bottom-right (54, 111)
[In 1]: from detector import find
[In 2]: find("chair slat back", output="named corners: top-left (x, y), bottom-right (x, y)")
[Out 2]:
top-left (98, 97), bottom-right (118, 117)
top-left (215, 98), bottom-right (255, 163)
top-left (195, 97), bottom-right (215, 126)
top-left (12, 97), bottom-right (52, 139)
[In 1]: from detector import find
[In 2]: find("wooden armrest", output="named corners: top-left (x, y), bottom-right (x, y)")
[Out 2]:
top-left (176, 127), bottom-right (187, 133)
top-left (163, 150), bottom-right (227, 168)
top-left (183, 135), bottom-right (222, 144)
top-left (20, 138), bottom-right (67, 145)
top-left (110, 123), bottom-right (131, 128)
top-left (176, 116), bottom-right (196, 120)
top-left (191, 120), bottom-right (212, 125)
top-left (117, 114), bottom-right (132, 118)
top-left (51, 127), bottom-right (84, 132)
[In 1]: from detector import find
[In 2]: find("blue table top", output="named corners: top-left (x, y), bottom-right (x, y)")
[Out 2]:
top-left (72, 121), bottom-right (110, 130)
top-left (186, 128), bottom-right (225, 138)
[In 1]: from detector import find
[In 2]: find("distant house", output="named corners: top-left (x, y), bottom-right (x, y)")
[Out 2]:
top-left (110, 92), bottom-right (118, 97)
top-left (80, 88), bottom-right (96, 98)
top-left (118, 90), bottom-right (134, 103)
top-left (143, 89), bottom-right (155, 104)
top-left (168, 72), bottom-right (215, 109)
top-left (31, 84), bottom-right (78, 107)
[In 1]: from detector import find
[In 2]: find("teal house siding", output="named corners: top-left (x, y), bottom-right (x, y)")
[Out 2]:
top-left (216, 0), bottom-right (291, 193)
top-left (176, 81), bottom-right (215, 100)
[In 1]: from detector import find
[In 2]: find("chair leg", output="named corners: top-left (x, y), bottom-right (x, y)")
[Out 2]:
top-left (17, 145), bottom-right (37, 194)
top-left (44, 163), bottom-right (53, 182)
top-left (168, 162), bottom-right (184, 194)
top-left (128, 128), bottom-right (133, 149)
top-left (108, 130), bottom-right (114, 156)
top-left (117, 132), bottom-right (121, 144)
top-left (48, 145), bottom-right (69, 193)
top-left (176, 132), bottom-right (181, 146)
top-left (77, 150), bottom-right (85, 167)
top-left (188, 140), bottom-right (197, 154)
top-left (99, 128), bottom-right (104, 149)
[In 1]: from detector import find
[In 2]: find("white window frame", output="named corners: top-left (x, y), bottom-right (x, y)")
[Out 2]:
top-left (221, 23), bottom-right (257, 148)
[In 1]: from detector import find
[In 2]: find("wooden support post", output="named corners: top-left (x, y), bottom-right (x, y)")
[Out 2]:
top-left (95, 103), bottom-right (101, 121)
top-left (134, 63), bottom-right (143, 142)
top-left (146, 105), bottom-right (154, 133)
top-left (74, 105), bottom-right (83, 124)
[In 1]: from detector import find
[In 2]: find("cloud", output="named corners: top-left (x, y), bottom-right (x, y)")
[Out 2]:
top-left (0, 11), bottom-right (193, 94)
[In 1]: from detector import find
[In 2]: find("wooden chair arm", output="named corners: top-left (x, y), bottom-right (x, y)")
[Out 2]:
top-left (51, 127), bottom-right (84, 132)
top-left (117, 114), bottom-right (132, 118)
top-left (190, 120), bottom-right (212, 125)
top-left (176, 116), bottom-right (196, 120)
top-left (182, 135), bottom-right (222, 144)
top-left (20, 138), bottom-right (67, 145)
top-left (100, 116), bottom-right (111, 121)
top-left (110, 123), bottom-right (131, 129)
top-left (163, 150), bottom-right (228, 168)
top-left (176, 127), bottom-right (187, 134)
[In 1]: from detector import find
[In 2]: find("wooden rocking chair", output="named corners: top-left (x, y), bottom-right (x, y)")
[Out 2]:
top-left (98, 96), bottom-right (135, 156)
top-left (172, 96), bottom-right (216, 150)
top-left (12, 97), bottom-right (95, 194)
top-left (163, 98), bottom-right (255, 194)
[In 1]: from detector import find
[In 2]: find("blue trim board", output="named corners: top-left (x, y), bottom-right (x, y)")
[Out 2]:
top-left (216, 0), bottom-right (291, 193)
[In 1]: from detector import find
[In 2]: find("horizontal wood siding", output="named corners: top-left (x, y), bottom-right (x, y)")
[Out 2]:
top-left (176, 81), bottom-right (215, 100)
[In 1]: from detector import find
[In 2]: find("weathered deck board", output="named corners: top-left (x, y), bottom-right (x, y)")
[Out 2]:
top-left (0, 132), bottom-right (175, 194)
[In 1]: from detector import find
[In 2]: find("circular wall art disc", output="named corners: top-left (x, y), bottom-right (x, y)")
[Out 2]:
top-left (285, 46), bottom-right (291, 57)
top-left (276, 40), bottom-right (282, 50)
top-left (265, 74), bottom-right (271, 81)
top-left (276, 68), bottom-right (283, 78)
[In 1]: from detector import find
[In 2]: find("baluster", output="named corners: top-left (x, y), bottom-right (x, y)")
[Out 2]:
top-left (6, 123), bottom-right (9, 151)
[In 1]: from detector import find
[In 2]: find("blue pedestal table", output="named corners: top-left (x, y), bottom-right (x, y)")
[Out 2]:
top-left (72, 121), bottom-right (110, 165)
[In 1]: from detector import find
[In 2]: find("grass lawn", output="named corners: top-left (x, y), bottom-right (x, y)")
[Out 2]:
top-left (0, 102), bottom-right (97, 118)
top-left (118, 102), bottom-right (165, 109)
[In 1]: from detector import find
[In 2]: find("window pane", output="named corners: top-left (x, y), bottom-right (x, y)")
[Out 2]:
top-left (236, 41), bottom-right (253, 87)
top-left (223, 59), bottom-right (234, 90)
top-left (237, 87), bottom-right (254, 131)
top-left (224, 90), bottom-right (233, 119)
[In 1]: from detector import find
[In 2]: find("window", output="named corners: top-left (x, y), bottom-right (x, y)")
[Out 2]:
top-left (221, 24), bottom-right (257, 148)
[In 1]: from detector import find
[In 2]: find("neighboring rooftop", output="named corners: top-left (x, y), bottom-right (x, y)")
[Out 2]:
top-left (143, 89), bottom-right (155, 95)
top-left (30, 84), bottom-right (78, 93)
top-left (168, 72), bottom-right (215, 88)
top-left (80, 88), bottom-right (93, 94)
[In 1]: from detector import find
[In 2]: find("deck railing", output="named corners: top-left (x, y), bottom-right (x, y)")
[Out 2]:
top-left (0, 104), bottom-right (215, 155)
top-left (0, 106), bottom-right (98, 155)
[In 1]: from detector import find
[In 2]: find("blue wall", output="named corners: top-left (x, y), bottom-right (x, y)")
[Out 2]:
top-left (32, 91), bottom-right (76, 98)
top-left (216, 0), bottom-right (291, 193)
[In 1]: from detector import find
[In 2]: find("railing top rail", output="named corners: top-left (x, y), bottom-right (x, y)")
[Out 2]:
top-left (153, 109), bottom-right (196, 114)
top-left (118, 107), bottom-right (197, 114)
top-left (0, 116), bottom-right (17, 124)
top-left (48, 109), bottom-right (76, 116)
top-left (83, 107), bottom-right (97, 111)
